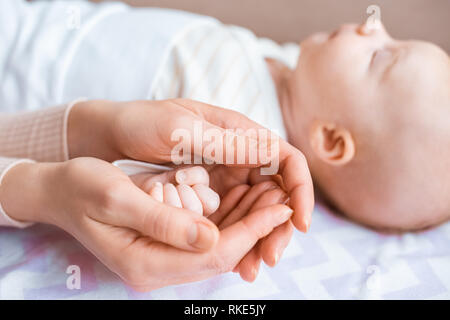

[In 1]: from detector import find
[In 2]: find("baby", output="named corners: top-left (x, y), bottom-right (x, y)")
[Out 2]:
top-left (145, 17), bottom-right (450, 231)
top-left (280, 22), bottom-right (450, 231)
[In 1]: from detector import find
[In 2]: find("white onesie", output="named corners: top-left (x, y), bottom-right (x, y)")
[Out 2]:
top-left (116, 19), bottom-right (301, 175)
top-left (149, 20), bottom-right (300, 140)
top-left (0, 1), bottom-right (300, 175)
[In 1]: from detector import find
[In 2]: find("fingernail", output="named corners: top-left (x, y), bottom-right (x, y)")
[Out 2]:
top-left (273, 251), bottom-right (279, 265)
top-left (188, 222), bottom-right (216, 250)
top-left (207, 198), bottom-right (219, 212)
top-left (153, 181), bottom-right (162, 189)
top-left (303, 215), bottom-right (311, 233)
top-left (278, 193), bottom-right (289, 205)
top-left (176, 170), bottom-right (187, 183)
top-left (278, 208), bottom-right (293, 224)
top-left (251, 267), bottom-right (258, 281)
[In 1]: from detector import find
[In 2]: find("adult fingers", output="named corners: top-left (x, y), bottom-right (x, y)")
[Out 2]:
top-left (172, 99), bottom-right (315, 233)
top-left (249, 167), bottom-right (285, 190)
top-left (278, 145), bottom-right (315, 233)
top-left (232, 186), bottom-right (289, 274)
top-left (219, 181), bottom-right (279, 229)
top-left (208, 184), bottom-right (249, 225)
top-left (259, 220), bottom-right (293, 267)
top-left (176, 98), bottom-right (265, 133)
top-left (236, 242), bottom-right (262, 282)
top-left (96, 182), bottom-right (219, 252)
top-left (243, 185), bottom-right (291, 267)
top-left (136, 203), bottom-right (294, 282)
top-left (170, 99), bottom-right (278, 167)
top-left (215, 204), bottom-right (293, 273)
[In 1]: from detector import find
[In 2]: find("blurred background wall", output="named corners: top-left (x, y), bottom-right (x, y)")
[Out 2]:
top-left (91, 0), bottom-right (450, 51)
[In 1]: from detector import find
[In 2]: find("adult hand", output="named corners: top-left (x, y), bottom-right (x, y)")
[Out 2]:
top-left (135, 166), bottom-right (294, 282)
top-left (211, 180), bottom-right (291, 282)
top-left (71, 98), bottom-right (313, 274)
top-left (0, 158), bottom-right (292, 291)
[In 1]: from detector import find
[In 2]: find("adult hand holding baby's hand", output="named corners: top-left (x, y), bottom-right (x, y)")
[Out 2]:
top-left (0, 158), bottom-right (292, 291)
top-left (0, 158), bottom-right (220, 250)
top-left (67, 98), bottom-right (314, 282)
top-left (68, 98), bottom-right (314, 232)
top-left (132, 165), bottom-right (294, 283)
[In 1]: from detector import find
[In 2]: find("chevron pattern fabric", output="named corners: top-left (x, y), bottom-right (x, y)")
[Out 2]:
top-left (1, 204), bottom-right (449, 300)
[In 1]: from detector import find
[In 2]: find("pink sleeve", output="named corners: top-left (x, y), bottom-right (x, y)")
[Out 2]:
top-left (0, 99), bottom-right (83, 228)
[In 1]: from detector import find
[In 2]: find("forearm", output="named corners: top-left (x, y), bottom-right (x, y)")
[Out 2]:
top-left (0, 101), bottom-right (75, 227)
top-left (0, 98), bottom-right (128, 228)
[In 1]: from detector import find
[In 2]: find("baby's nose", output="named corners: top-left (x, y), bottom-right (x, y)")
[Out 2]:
top-left (357, 20), bottom-right (386, 37)
top-left (329, 23), bottom-right (360, 40)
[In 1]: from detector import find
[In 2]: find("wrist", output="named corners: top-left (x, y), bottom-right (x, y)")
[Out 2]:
top-left (67, 100), bottom-right (122, 161)
top-left (0, 162), bottom-right (50, 224)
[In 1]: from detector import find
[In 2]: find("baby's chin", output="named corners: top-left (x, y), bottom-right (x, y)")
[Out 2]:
top-left (343, 201), bottom-right (444, 232)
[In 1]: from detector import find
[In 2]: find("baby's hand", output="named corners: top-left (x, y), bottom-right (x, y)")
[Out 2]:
top-left (148, 181), bottom-right (220, 216)
top-left (131, 166), bottom-right (220, 216)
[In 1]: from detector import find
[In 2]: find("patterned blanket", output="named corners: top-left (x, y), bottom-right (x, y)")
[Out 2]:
top-left (1, 204), bottom-right (449, 299)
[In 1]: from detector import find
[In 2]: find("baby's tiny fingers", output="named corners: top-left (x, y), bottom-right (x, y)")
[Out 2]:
top-left (192, 184), bottom-right (220, 216)
top-left (177, 184), bottom-right (203, 215)
top-left (175, 166), bottom-right (210, 186)
top-left (148, 182), bottom-right (164, 202)
top-left (163, 183), bottom-right (182, 208)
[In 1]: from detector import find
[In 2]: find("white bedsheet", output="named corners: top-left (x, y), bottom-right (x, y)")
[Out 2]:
top-left (1, 204), bottom-right (448, 300)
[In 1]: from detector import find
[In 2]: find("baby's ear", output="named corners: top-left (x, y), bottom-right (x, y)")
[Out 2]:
top-left (309, 121), bottom-right (355, 166)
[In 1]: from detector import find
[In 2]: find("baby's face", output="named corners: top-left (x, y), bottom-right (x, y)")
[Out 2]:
top-left (293, 22), bottom-right (448, 124)
top-left (288, 22), bottom-right (450, 230)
